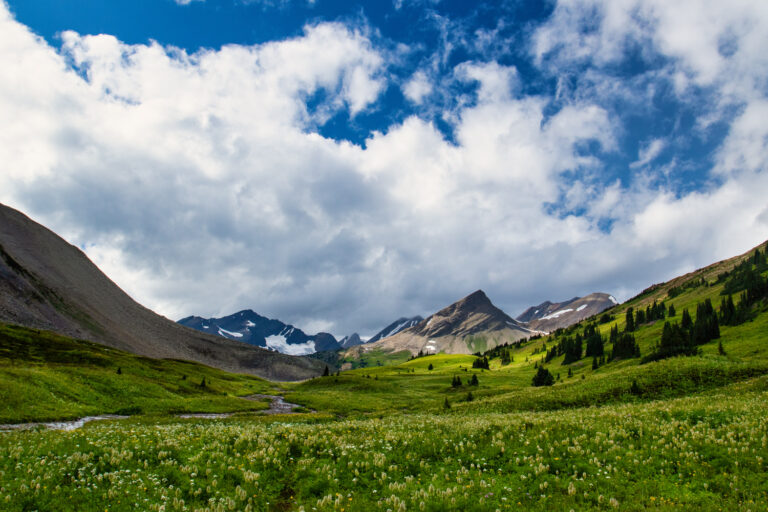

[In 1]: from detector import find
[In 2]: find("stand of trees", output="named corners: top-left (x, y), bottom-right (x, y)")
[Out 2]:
top-left (584, 324), bottom-right (604, 358)
top-left (717, 247), bottom-right (768, 325)
top-left (610, 331), bottom-right (640, 360)
top-left (642, 299), bottom-right (721, 363)
top-left (532, 365), bottom-right (554, 386)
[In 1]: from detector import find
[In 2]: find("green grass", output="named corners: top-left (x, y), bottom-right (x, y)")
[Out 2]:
top-left (0, 323), bottom-right (276, 423)
top-left (1, 388), bottom-right (766, 511)
top-left (339, 348), bottom-right (413, 369)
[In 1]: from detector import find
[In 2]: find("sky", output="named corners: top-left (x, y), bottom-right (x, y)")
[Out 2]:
top-left (1, 0), bottom-right (767, 339)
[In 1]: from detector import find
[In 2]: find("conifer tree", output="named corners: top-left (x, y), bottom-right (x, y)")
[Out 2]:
top-left (323, 366), bottom-right (330, 377)
top-left (470, 374), bottom-right (479, 386)
top-left (532, 366), bottom-right (554, 386)
top-left (668, 303), bottom-right (676, 317)
top-left (625, 308), bottom-right (635, 332)
top-left (428, 363), bottom-right (434, 371)
top-left (681, 309), bottom-right (693, 330)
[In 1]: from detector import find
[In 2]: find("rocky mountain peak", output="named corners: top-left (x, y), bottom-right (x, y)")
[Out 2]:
top-left (410, 290), bottom-right (521, 338)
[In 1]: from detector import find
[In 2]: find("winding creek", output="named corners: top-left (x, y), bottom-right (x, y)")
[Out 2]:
top-left (0, 394), bottom-right (304, 432)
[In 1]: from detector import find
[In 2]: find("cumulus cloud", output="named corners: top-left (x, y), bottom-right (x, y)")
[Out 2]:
top-left (1, 1), bottom-right (767, 339)
top-left (402, 71), bottom-right (432, 104)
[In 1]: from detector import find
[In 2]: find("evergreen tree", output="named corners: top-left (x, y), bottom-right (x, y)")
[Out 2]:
top-left (567, 367), bottom-right (573, 378)
top-left (323, 366), bottom-right (330, 377)
top-left (428, 363), bottom-right (434, 371)
top-left (719, 295), bottom-right (737, 325)
top-left (592, 357), bottom-right (598, 370)
top-left (116, 367), bottom-right (122, 375)
top-left (443, 397), bottom-right (451, 410)
top-left (625, 307), bottom-right (635, 332)
top-left (465, 391), bottom-right (474, 402)
top-left (636, 308), bottom-right (646, 325)
top-left (668, 303), bottom-right (676, 317)
top-left (692, 299), bottom-right (719, 345)
top-left (200, 377), bottom-right (206, 388)
top-left (611, 333), bottom-right (640, 360)
top-left (718, 339), bottom-right (726, 356)
top-left (584, 324), bottom-right (604, 358)
top-left (643, 320), bottom-right (697, 362)
top-left (532, 366), bottom-right (554, 387)
top-left (630, 380), bottom-right (642, 396)
top-left (469, 374), bottom-right (479, 386)
top-left (681, 309), bottom-right (693, 330)
top-left (451, 376), bottom-right (462, 388)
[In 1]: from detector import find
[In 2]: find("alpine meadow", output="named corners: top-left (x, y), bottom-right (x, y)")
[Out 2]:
top-left (2, 0), bottom-right (768, 511)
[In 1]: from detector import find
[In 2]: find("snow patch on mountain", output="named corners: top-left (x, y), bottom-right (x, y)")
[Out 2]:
top-left (218, 327), bottom-right (243, 338)
top-left (266, 335), bottom-right (315, 356)
top-left (541, 308), bottom-right (573, 320)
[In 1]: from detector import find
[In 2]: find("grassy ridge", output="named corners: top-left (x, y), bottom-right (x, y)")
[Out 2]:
top-left (0, 323), bottom-right (275, 423)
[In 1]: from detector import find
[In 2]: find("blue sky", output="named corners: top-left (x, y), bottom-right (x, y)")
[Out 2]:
top-left (1, 0), bottom-right (767, 337)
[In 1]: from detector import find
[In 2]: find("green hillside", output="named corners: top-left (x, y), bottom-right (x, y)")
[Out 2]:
top-left (0, 323), bottom-right (276, 423)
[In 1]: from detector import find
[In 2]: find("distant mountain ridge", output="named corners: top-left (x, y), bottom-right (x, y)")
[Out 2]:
top-left (367, 316), bottom-right (423, 343)
top-left (0, 203), bottom-right (324, 380)
top-left (516, 292), bottom-right (618, 332)
top-left (339, 333), bottom-right (363, 349)
top-left (178, 310), bottom-right (340, 355)
top-left (346, 290), bottom-right (536, 357)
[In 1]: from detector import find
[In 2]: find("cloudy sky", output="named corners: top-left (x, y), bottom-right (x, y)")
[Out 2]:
top-left (1, 0), bottom-right (767, 338)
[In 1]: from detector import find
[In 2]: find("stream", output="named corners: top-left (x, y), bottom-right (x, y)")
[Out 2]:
top-left (0, 415), bottom-right (129, 432)
top-left (0, 394), bottom-right (304, 431)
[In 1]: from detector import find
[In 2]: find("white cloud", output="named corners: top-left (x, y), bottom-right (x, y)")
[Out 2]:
top-left (455, 61), bottom-right (518, 103)
top-left (174, 0), bottom-right (204, 5)
top-left (630, 138), bottom-right (665, 169)
top-left (402, 71), bottom-right (432, 104)
top-left (1, 2), bottom-right (767, 338)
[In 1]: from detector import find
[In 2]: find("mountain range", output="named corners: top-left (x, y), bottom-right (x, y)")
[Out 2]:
top-left (178, 310), bottom-right (340, 354)
top-left (0, 203), bottom-right (324, 380)
top-left (179, 291), bottom-right (617, 357)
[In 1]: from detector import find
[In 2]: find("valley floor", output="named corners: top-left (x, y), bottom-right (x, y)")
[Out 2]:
top-left (1, 381), bottom-right (767, 511)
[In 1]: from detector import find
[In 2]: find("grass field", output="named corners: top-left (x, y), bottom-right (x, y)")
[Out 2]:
top-left (0, 324), bottom-right (276, 423)
top-left (1, 244), bottom-right (767, 510)
top-left (1, 385), bottom-right (766, 511)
